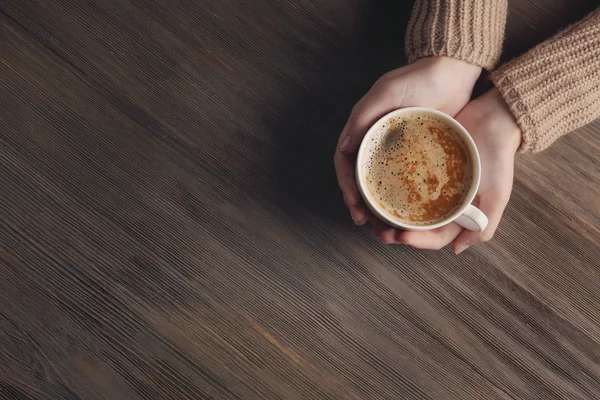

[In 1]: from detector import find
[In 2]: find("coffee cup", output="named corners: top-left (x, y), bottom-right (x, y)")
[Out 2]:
top-left (355, 107), bottom-right (488, 232)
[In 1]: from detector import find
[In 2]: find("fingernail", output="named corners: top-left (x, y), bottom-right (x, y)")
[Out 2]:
top-left (339, 136), bottom-right (352, 153)
top-left (351, 208), bottom-right (364, 223)
top-left (455, 243), bottom-right (470, 255)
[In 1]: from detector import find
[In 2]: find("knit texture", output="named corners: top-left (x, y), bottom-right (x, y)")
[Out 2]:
top-left (405, 0), bottom-right (507, 70)
top-left (492, 9), bottom-right (600, 152)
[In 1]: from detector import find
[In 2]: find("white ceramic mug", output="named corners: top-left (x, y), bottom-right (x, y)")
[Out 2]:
top-left (355, 107), bottom-right (488, 232)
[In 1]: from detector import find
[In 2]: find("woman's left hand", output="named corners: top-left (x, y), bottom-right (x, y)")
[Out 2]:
top-left (398, 87), bottom-right (522, 253)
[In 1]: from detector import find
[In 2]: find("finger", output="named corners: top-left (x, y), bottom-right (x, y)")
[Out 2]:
top-left (350, 201), bottom-right (368, 225)
top-left (336, 85), bottom-right (408, 222)
top-left (361, 208), bottom-right (376, 226)
top-left (371, 218), bottom-right (401, 244)
top-left (334, 150), bottom-right (366, 223)
top-left (334, 92), bottom-right (399, 223)
top-left (398, 222), bottom-right (463, 250)
top-left (371, 218), bottom-right (387, 237)
top-left (376, 226), bottom-right (403, 244)
top-left (335, 78), bottom-right (408, 225)
top-left (453, 191), bottom-right (509, 254)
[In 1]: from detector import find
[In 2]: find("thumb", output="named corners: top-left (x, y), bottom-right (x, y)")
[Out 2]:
top-left (453, 190), bottom-right (510, 254)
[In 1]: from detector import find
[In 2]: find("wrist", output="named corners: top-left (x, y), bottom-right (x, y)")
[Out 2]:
top-left (415, 56), bottom-right (482, 88)
top-left (480, 88), bottom-right (522, 153)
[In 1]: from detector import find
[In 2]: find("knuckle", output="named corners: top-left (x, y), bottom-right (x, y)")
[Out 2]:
top-left (480, 231), bottom-right (494, 243)
top-left (376, 74), bottom-right (392, 86)
top-left (374, 76), bottom-right (393, 92)
top-left (372, 79), bottom-right (394, 98)
top-left (346, 111), bottom-right (365, 129)
top-left (431, 241), bottom-right (445, 251)
top-left (378, 71), bottom-right (397, 84)
top-left (348, 110), bottom-right (362, 123)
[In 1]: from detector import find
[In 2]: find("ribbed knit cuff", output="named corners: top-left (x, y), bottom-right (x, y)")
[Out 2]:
top-left (405, 0), bottom-right (507, 70)
top-left (492, 9), bottom-right (600, 153)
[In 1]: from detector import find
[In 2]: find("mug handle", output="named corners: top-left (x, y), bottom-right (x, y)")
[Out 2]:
top-left (454, 204), bottom-right (488, 232)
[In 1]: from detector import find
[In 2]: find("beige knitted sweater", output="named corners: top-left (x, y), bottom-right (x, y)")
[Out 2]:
top-left (405, 1), bottom-right (600, 152)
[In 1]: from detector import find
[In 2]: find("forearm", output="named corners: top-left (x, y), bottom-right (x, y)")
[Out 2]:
top-left (405, 0), bottom-right (508, 70)
top-left (492, 9), bottom-right (600, 152)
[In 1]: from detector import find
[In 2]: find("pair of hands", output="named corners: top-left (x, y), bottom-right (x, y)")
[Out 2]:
top-left (334, 56), bottom-right (522, 253)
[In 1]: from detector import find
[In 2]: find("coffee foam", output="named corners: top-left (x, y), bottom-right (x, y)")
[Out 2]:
top-left (363, 113), bottom-right (473, 226)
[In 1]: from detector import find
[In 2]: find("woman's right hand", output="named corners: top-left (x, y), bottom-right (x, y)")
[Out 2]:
top-left (334, 56), bottom-right (482, 243)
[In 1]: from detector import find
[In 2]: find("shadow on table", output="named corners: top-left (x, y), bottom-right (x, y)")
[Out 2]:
top-left (274, 0), bottom-right (414, 224)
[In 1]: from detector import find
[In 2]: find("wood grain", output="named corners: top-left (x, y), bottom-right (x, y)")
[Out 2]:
top-left (1, 0), bottom-right (599, 399)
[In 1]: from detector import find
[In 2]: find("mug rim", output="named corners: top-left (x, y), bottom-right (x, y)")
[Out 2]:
top-left (355, 107), bottom-right (481, 231)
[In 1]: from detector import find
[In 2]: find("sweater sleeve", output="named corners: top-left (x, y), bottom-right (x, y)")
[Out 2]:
top-left (492, 9), bottom-right (600, 153)
top-left (405, 0), bottom-right (507, 70)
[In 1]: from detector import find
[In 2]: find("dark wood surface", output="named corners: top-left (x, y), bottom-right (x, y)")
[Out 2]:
top-left (1, 0), bottom-right (599, 399)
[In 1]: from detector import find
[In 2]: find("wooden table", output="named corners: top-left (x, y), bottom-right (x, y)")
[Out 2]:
top-left (1, 1), bottom-right (599, 398)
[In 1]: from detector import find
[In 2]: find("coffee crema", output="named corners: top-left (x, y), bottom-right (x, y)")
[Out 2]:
top-left (364, 113), bottom-right (473, 225)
